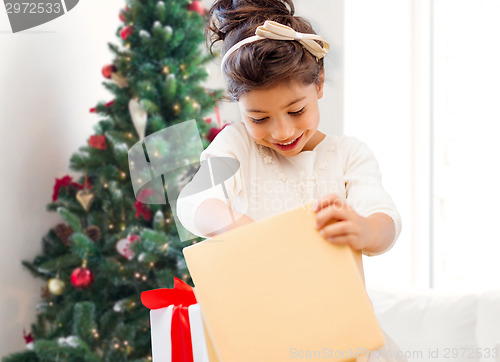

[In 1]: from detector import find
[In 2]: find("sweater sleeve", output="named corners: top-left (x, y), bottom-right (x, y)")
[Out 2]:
top-left (175, 124), bottom-right (245, 238)
top-left (341, 136), bottom-right (402, 257)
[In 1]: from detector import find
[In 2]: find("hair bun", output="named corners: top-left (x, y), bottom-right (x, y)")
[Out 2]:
top-left (206, 0), bottom-right (295, 53)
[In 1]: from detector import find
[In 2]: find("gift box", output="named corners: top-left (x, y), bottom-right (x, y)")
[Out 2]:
top-left (141, 277), bottom-right (219, 362)
top-left (182, 202), bottom-right (384, 362)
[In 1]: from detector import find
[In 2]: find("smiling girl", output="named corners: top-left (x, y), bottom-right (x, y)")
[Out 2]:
top-left (176, 0), bottom-right (406, 360)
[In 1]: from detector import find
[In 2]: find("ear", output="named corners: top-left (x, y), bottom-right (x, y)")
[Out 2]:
top-left (317, 69), bottom-right (325, 99)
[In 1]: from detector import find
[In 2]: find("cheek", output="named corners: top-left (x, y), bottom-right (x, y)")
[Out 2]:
top-left (245, 123), bottom-right (267, 140)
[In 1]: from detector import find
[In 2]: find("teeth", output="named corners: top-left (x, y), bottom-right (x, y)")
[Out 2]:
top-left (279, 138), bottom-right (296, 146)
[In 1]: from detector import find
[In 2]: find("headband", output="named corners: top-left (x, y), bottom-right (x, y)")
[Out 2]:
top-left (220, 20), bottom-right (330, 72)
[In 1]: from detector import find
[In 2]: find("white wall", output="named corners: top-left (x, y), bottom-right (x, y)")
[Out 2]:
top-left (0, 0), bottom-right (124, 355)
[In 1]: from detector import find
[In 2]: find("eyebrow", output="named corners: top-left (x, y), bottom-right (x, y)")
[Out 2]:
top-left (245, 96), bottom-right (306, 113)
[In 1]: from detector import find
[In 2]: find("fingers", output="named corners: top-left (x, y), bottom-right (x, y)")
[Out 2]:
top-left (319, 222), bottom-right (360, 249)
top-left (314, 193), bottom-right (344, 213)
top-left (314, 194), bottom-right (351, 230)
top-left (319, 220), bottom-right (351, 238)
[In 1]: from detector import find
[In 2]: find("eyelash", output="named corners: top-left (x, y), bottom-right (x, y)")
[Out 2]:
top-left (250, 107), bottom-right (306, 124)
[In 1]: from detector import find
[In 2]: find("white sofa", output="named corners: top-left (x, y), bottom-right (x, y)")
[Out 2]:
top-left (366, 287), bottom-right (500, 362)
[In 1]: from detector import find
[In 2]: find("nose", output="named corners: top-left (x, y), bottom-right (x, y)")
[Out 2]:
top-left (271, 117), bottom-right (296, 142)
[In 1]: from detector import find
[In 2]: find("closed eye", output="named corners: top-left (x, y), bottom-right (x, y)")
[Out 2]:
top-left (250, 117), bottom-right (268, 124)
top-left (290, 106), bottom-right (306, 116)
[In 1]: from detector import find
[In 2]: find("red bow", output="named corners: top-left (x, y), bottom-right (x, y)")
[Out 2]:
top-left (141, 277), bottom-right (197, 362)
top-left (52, 175), bottom-right (86, 202)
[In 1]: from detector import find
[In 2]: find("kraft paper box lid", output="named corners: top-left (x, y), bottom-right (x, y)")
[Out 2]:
top-left (183, 203), bottom-right (384, 362)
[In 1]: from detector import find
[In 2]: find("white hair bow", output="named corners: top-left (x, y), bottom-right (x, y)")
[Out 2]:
top-left (220, 20), bottom-right (330, 71)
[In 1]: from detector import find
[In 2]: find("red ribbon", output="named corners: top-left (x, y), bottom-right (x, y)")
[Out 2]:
top-left (52, 175), bottom-right (86, 202)
top-left (141, 277), bottom-right (197, 362)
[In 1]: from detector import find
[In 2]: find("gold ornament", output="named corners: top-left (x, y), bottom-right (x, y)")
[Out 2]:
top-left (76, 189), bottom-right (95, 212)
top-left (162, 66), bottom-right (170, 74)
top-left (111, 72), bottom-right (129, 88)
top-left (47, 278), bottom-right (66, 296)
top-left (180, 64), bottom-right (186, 71)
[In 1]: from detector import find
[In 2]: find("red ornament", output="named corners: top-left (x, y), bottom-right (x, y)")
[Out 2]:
top-left (52, 175), bottom-right (85, 202)
top-left (90, 100), bottom-right (114, 113)
top-left (134, 189), bottom-right (154, 221)
top-left (23, 329), bottom-right (34, 344)
top-left (188, 1), bottom-right (205, 15)
top-left (119, 6), bottom-right (129, 22)
top-left (120, 25), bottom-right (134, 40)
top-left (206, 123), bottom-right (230, 143)
top-left (70, 267), bottom-right (94, 289)
top-left (102, 64), bottom-right (117, 79)
top-left (88, 135), bottom-right (107, 150)
top-left (204, 117), bottom-right (212, 124)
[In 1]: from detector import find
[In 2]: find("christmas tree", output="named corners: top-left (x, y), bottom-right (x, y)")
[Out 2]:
top-left (2, 0), bottom-right (224, 360)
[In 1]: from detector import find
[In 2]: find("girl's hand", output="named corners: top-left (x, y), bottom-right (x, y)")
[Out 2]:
top-left (313, 193), bottom-right (372, 252)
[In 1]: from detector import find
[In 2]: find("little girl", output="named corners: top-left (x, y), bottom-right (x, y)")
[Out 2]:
top-left (176, 0), bottom-right (406, 361)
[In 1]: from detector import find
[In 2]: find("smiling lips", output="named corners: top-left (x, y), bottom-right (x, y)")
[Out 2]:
top-left (273, 134), bottom-right (303, 151)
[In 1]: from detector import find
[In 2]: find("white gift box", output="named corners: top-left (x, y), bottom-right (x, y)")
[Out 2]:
top-left (149, 303), bottom-right (210, 362)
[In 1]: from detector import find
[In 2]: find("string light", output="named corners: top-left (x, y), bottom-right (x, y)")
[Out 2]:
top-left (183, 75), bottom-right (188, 80)
top-left (185, 96), bottom-right (191, 101)
top-left (120, 171), bottom-right (126, 178)
top-left (103, 183), bottom-right (109, 188)
top-left (128, 132), bottom-right (133, 139)
top-left (149, 262), bottom-right (155, 267)
top-left (114, 342), bottom-right (120, 349)
top-left (109, 224), bottom-right (114, 230)
top-left (134, 272), bottom-right (141, 279)
top-left (141, 275), bottom-right (147, 281)
top-left (162, 66), bottom-right (170, 74)
top-left (173, 104), bottom-right (180, 113)
top-left (193, 101), bottom-right (200, 110)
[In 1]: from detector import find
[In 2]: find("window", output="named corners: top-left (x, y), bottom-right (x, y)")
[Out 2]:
top-left (345, 0), bottom-right (500, 291)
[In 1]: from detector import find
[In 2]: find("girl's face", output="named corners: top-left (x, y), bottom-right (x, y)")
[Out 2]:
top-left (237, 77), bottom-right (325, 157)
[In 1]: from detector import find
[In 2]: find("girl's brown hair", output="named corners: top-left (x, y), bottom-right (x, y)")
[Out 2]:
top-left (206, 0), bottom-right (326, 101)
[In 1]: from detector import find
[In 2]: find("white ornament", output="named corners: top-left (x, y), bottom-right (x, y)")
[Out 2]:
top-left (128, 99), bottom-right (148, 140)
top-left (113, 301), bottom-right (123, 312)
top-left (139, 30), bottom-right (151, 38)
top-left (164, 25), bottom-right (173, 36)
top-left (26, 342), bottom-right (34, 350)
top-left (138, 252), bottom-right (146, 262)
top-left (116, 234), bottom-right (141, 260)
top-left (58, 336), bottom-right (79, 348)
top-left (153, 21), bottom-right (162, 29)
